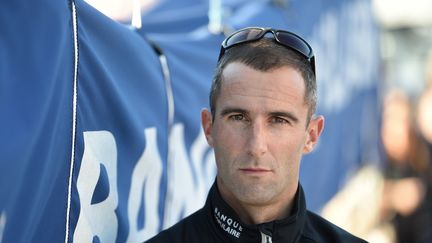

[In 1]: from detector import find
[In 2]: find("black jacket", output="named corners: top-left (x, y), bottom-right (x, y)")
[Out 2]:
top-left (146, 182), bottom-right (367, 243)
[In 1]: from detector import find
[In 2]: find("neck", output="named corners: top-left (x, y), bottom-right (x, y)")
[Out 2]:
top-left (217, 179), bottom-right (296, 225)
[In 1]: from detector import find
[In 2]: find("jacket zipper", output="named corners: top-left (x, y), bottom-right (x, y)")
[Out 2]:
top-left (260, 231), bottom-right (272, 243)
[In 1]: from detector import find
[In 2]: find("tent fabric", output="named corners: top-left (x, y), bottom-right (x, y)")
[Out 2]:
top-left (0, 1), bottom-right (75, 242)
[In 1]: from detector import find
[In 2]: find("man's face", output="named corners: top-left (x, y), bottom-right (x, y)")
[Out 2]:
top-left (202, 62), bottom-right (324, 209)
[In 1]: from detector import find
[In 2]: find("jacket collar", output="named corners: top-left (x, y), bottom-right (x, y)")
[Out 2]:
top-left (206, 181), bottom-right (307, 242)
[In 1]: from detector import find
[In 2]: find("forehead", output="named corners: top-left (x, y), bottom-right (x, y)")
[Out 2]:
top-left (218, 62), bottom-right (307, 109)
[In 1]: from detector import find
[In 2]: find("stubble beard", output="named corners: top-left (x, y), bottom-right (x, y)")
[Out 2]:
top-left (219, 169), bottom-right (284, 207)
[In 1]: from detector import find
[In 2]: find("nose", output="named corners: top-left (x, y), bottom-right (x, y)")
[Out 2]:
top-left (247, 121), bottom-right (268, 158)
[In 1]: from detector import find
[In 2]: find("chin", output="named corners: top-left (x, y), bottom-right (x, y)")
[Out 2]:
top-left (233, 183), bottom-right (278, 204)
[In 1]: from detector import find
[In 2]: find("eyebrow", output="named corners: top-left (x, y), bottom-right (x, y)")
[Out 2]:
top-left (219, 107), bottom-right (299, 123)
top-left (219, 107), bottom-right (248, 117)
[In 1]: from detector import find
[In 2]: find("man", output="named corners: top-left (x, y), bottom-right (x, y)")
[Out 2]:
top-left (147, 27), bottom-right (366, 243)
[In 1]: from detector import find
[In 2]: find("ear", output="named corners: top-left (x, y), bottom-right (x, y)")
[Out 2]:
top-left (201, 108), bottom-right (215, 147)
top-left (303, 115), bottom-right (324, 154)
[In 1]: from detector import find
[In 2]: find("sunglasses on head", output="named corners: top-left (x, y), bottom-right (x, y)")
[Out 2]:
top-left (218, 27), bottom-right (316, 76)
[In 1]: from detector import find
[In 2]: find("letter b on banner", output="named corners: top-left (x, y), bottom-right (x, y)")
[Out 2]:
top-left (74, 131), bottom-right (119, 243)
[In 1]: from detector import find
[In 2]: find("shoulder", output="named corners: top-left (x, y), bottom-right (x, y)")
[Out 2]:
top-left (301, 210), bottom-right (368, 243)
top-left (145, 208), bottom-right (218, 243)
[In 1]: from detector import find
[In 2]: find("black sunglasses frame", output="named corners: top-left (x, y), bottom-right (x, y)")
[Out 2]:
top-left (218, 27), bottom-right (316, 76)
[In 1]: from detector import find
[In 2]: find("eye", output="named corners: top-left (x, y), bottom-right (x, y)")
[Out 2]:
top-left (229, 114), bottom-right (245, 121)
top-left (271, 116), bottom-right (289, 125)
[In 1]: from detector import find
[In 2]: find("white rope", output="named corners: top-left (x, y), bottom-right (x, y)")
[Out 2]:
top-left (131, 0), bottom-right (142, 29)
top-left (159, 54), bottom-right (174, 127)
top-left (208, 0), bottom-right (223, 34)
top-left (65, 1), bottom-right (78, 242)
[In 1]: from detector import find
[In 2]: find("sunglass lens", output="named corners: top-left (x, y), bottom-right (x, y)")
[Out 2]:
top-left (225, 28), bottom-right (264, 47)
top-left (276, 32), bottom-right (312, 58)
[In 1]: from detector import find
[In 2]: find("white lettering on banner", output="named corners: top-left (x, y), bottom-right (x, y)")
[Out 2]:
top-left (311, 0), bottom-right (377, 114)
top-left (126, 128), bottom-right (162, 243)
top-left (72, 124), bottom-right (215, 242)
top-left (0, 211), bottom-right (6, 243)
top-left (162, 124), bottom-right (216, 230)
top-left (74, 131), bottom-right (119, 243)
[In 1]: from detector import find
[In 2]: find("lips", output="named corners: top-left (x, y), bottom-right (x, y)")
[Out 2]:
top-left (239, 168), bottom-right (272, 174)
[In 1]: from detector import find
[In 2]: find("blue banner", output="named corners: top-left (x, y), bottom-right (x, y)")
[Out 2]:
top-left (0, 0), bottom-right (380, 242)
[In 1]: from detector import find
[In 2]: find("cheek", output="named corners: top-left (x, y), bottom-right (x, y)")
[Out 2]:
top-left (213, 123), bottom-right (245, 148)
top-left (275, 143), bottom-right (303, 184)
top-left (211, 125), bottom-right (243, 163)
top-left (271, 132), bottom-right (307, 167)
top-left (272, 128), bottom-right (307, 149)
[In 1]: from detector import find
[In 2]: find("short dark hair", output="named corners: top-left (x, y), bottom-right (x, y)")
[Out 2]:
top-left (209, 38), bottom-right (316, 122)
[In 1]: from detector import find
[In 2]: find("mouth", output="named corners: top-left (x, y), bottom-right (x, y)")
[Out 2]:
top-left (239, 167), bottom-right (272, 175)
